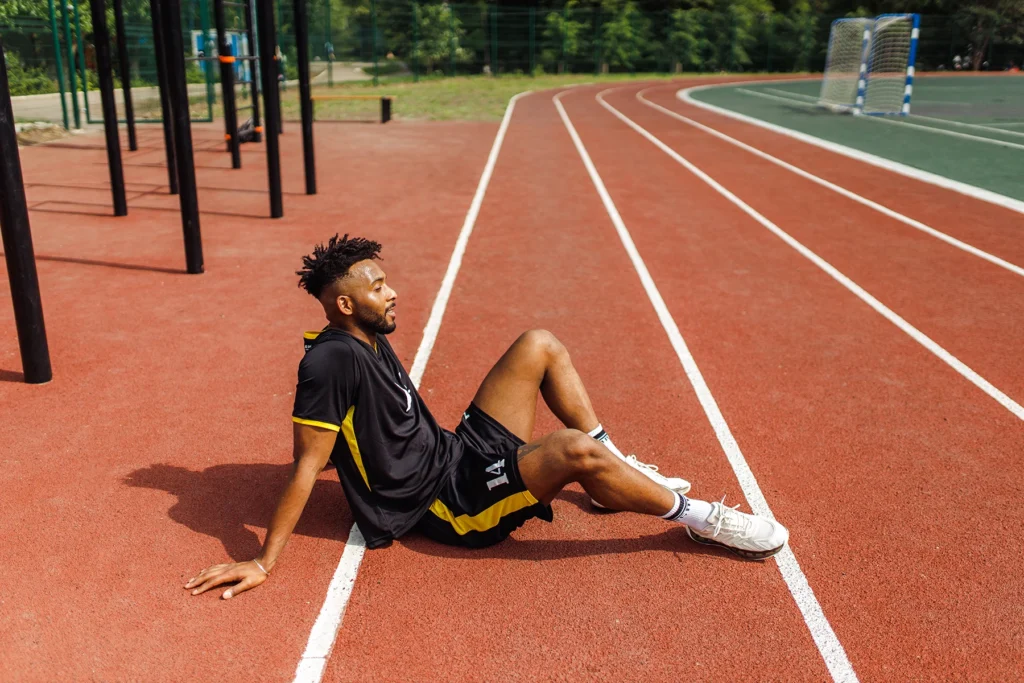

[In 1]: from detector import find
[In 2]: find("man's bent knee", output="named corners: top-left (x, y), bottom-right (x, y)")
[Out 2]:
top-left (516, 329), bottom-right (566, 362)
top-left (552, 429), bottom-right (609, 476)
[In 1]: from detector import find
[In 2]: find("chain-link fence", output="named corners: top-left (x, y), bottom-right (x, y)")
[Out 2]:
top-left (4, 2), bottom-right (1022, 127)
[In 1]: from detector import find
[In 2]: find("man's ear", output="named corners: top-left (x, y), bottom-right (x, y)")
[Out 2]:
top-left (336, 295), bottom-right (354, 316)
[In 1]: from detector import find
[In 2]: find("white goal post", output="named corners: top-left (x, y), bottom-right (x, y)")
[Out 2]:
top-left (818, 14), bottom-right (920, 115)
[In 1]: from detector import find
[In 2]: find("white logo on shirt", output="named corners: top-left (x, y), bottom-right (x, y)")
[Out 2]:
top-left (394, 381), bottom-right (412, 413)
top-left (485, 459), bottom-right (509, 490)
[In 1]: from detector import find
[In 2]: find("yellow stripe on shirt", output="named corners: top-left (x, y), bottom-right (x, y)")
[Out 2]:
top-left (428, 490), bottom-right (539, 535)
top-left (292, 416), bottom-right (341, 432)
top-left (341, 405), bottom-right (370, 490)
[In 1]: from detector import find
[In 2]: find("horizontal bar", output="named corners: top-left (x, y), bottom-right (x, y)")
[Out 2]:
top-left (310, 95), bottom-right (396, 101)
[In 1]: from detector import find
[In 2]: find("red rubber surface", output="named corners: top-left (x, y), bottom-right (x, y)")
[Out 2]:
top-left (554, 83), bottom-right (1024, 679)
top-left (0, 121), bottom-right (497, 680)
top-left (324, 88), bottom-right (827, 682)
top-left (3, 77), bottom-right (1022, 681)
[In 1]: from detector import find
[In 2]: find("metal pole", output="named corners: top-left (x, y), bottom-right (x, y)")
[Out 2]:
top-left (294, 0), bottom-right (316, 195)
top-left (88, 0), bottom-right (128, 216)
top-left (0, 36), bottom-right (53, 384)
top-left (412, 2), bottom-right (419, 82)
top-left (213, 0), bottom-right (240, 167)
top-left (370, 0), bottom-right (378, 86)
top-left (490, 5), bottom-right (496, 76)
top-left (326, 0), bottom-right (333, 87)
top-left (529, 6), bottom-right (535, 76)
top-left (199, 0), bottom-right (216, 120)
top-left (256, 0), bottom-right (283, 217)
top-left (149, 0), bottom-right (178, 193)
top-left (61, 2), bottom-right (80, 128)
top-left (243, 0), bottom-right (262, 142)
top-left (163, 0), bottom-right (205, 272)
top-left (73, 0), bottom-right (91, 121)
top-left (449, 4), bottom-right (456, 76)
top-left (48, 0), bottom-right (70, 130)
top-left (113, 0), bottom-right (137, 150)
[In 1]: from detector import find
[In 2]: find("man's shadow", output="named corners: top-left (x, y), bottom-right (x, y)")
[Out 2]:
top-left (124, 462), bottom-right (351, 561)
top-left (125, 464), bottom-right (737, 563)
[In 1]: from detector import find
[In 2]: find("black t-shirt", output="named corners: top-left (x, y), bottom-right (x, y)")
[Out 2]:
top-left (292, 328), bottom-right (463, 548)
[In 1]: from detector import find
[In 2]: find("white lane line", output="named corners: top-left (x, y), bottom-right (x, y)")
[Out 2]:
top-left (739, 87), bottom-right (820, 108)
top-left (741, 87), bottom-right (1024, 150)
top-left (762, 87), bottom-right (820, 102)
top-left (634, 88), bottom-right (1024, 279)
top-left (681, 82), bottom-right (1024, 215)
top-left (597, 88), bottom-right (1024, 423)
top-left (908, 112), bottom-right (1024, 140)
top-left (868, 112), bottom-right (1024, 151)
top-left (985, 121), bottom-right (1024, 129)
top-left (293, 90), bottom-right (533, 683)
top-left (553, 88), bottom-right (860, 683)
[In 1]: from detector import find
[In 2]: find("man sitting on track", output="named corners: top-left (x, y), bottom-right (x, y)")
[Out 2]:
top-left (186, 235), bottom-right (789, 599)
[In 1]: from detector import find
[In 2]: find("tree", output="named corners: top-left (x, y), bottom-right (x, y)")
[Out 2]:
top-left (543, 0), bottom-right (586, 73)
top-left (409, 2), bottom-right (468, 74)
top-left (599, 0), bottom-right (651, 71)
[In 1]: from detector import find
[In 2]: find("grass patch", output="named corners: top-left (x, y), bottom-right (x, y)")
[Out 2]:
top-left (280, 72), bottom-right (717, 122)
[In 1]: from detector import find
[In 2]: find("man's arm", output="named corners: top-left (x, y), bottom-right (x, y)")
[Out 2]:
top-left (185, 423), bottom-right (338, 599)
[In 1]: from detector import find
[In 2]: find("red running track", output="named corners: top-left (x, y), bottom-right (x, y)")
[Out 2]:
top-left (3, 77), bottom-right (1022, 681)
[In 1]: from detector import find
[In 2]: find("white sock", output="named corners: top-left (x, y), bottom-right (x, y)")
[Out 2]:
top-left (588, 423), bottom-right (626, 460)
top-left (662, 491), bottom-right (714, 532)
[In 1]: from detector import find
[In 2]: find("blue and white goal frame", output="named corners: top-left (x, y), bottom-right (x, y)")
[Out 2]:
top-left (857, 13), bottom-right (921, 116)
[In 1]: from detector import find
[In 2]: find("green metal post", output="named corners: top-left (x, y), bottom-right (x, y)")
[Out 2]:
top-left (490, 5), bottom-right (497, 76)
top-left (370, 0), bottom-right (378, 86)
top-left (529, 6), bottom-right (535, 76)
top-left (47, 0), bottom-right (70, 130)
top-left (449, 4), bottom-right (456, 76)
top-left (593, 11), bottom-right (600, 77)
top-left (199, 0), bottom-right (215, 118)
top-left (765, 13), bottom-right (773, 72)
top-left (326, 0), bottom-right (333, 87)
top-left (60, 2), bottom-right (79, 128)
top-left (561, 6), bottom-right (567, 74)
top-left (72, 0), bottom-right (90, 121)
top-left (412, 2), bottom-right (419, 82)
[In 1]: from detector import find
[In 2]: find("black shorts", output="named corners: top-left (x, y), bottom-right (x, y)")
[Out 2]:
top-left (415, 403), bottom-right (553, 548)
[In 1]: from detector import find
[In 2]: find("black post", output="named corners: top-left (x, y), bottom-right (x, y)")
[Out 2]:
top-left (0, 36), bottom-right (52, 384)
top-left (213, 0), bottom-right (241, 168)
top-left (256, 0), bottom-right (283, 218)
top-left (293, 0), bottom-right (315, 194)
top-left (163, 0), bottom-right (205, 273)
top-left (88, 0), bottom-right (128, 216)
top-left (381, 96), bottom-right (391, 123)
top-left (243, 0), bottom-right (262, 142)
top-left (149, 0), bottom-right (178, 194)
top-left (112, 0), bottom-right (137, 151)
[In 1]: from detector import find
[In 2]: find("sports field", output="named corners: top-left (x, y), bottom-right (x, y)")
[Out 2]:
top-left (690, 74), bottom-right (1024, 202)
top-left (3, 74), bottom-right (1023, 681)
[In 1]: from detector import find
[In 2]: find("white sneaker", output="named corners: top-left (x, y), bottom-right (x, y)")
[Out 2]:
top-left (591, 454), bottom-right (692, 509)
top-left (686, 497), bottom-right (789, 560)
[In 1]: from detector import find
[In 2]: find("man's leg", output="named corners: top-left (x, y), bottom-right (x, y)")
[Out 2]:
top-left (470, 329), bottom-right (599, 443)
top-left (517, 430), bottom-right (789, 560)
top-left (517, 429), bottom-right (673, 511)
top-left (470, 330), bottom-right (690, 504)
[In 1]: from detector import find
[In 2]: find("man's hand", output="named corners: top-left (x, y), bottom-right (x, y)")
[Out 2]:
top-left (184, 423), bottom-right (337, 601)
top-left (185, 560), bottom-right (268, 600)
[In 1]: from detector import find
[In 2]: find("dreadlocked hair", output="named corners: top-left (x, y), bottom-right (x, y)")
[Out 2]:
top-left (296, 234), bottom-right (383, 298)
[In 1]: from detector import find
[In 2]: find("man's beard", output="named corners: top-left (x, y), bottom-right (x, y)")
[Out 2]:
top-left (356, 306), bottom-right (396, 335)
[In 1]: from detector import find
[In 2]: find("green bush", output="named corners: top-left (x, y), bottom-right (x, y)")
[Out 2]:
top-left (4, 52), bottom-right (58, 95)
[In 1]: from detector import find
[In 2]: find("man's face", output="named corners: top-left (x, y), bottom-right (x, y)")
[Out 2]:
top-left (336, 260), bottom-right (397, 334)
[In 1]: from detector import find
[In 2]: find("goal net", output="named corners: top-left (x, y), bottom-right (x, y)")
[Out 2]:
top-left (819, 14), bottom-right (920, 115)
top-left (819, 18), bottom-right (873, 113)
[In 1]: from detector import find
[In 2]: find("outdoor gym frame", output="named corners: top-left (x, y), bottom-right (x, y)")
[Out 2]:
top-left (1, 0), bottom-right (318, 383)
